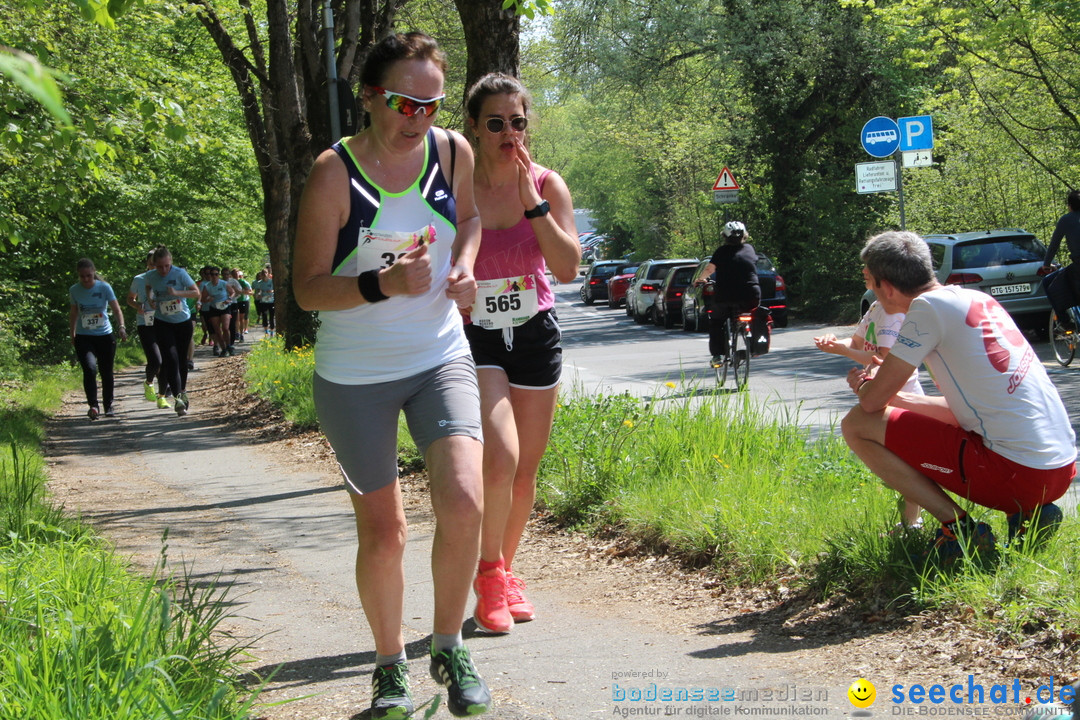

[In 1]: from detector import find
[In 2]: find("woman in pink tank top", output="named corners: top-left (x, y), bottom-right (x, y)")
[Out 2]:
top-left (463, 73), bottom-right (582, 635)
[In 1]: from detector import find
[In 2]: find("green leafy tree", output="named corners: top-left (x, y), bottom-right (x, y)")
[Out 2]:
top-left (864, 0), bottom-right (1080, 245)
top-left (0, 2), bottom-right (264, 363)
top-left (183, 0), bottom-right (530, 348)
top-left (544, 0), bottom-right (913, 315)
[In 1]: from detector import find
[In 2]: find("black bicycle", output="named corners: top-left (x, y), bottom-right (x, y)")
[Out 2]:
top-left (1044, 266), bottom-right (1078, 367)
top-left (1050, 307), bottom-right (1077, 366)
top-left (708, 309), bottom-right (751, 389)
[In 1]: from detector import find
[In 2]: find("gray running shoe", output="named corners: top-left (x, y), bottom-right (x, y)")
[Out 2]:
top-left (371, 662), bottom-right (413, 719)
top-left (429, 644), bottom-right (490, 717)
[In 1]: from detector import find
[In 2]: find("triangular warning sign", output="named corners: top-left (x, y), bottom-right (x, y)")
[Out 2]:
top-left (712, 167), bottom-right (740, 191)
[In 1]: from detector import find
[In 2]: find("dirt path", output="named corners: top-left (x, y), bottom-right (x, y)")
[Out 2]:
top-left (42, 345), bottom-right (1059, 719)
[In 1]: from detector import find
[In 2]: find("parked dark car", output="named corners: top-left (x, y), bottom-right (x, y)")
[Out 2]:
top-left (653, 263), bottom-right (699, 328)
top-left (579, 260), bottom-right (633, 305)
top-left (756, 255), bottom-right (788, 328)
top-left (860, 229), bottom-right (1052, 331)
top-left (682, 255), bottom-right (788, 331)
top-left (606, 265), bottom-right (639, 308)
top-left (627, 258), bottom-right (699, 324)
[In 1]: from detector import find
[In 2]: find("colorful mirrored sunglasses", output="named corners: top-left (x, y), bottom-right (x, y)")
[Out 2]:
top-left (485, 116), bottom-right (528, 133)
top-left (371, 87), bottom-right (445, 117)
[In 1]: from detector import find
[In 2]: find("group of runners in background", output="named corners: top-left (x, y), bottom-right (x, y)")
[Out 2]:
top-left (68, 246), bottom-right (276, 420)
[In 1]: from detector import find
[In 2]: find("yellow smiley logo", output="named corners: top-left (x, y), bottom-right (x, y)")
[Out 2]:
top-left (848, 678), bottom-right (876, 709)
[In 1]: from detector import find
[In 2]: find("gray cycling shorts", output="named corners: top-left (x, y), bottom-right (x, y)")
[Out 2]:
top-left (313, 355), bottom-right (483, 495)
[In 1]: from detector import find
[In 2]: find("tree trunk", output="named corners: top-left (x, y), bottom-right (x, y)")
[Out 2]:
top-left (454, 0), bottom-right (520, 95)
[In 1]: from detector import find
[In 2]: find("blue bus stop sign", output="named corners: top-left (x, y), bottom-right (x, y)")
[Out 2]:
top-left (861, 116), bottom-right (900, 158)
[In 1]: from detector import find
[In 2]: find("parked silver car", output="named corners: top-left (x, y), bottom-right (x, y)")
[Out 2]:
top-left (861, 229), bottom-right (1054, 332)
top-left (626, 258), bottom-right (699, 324)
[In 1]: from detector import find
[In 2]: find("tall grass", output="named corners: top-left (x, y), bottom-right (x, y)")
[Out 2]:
top-left (243, 344), bottom-right (1080, 636)
top-left (0, 367), bottom-right (263, 720)
top-left (244, 337), bottom-right (317, 427)
top-left (539, 387), bottom-right (893, 583)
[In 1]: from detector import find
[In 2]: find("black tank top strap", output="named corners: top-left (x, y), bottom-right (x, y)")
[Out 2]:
top-left (330, 130), bottom-right (456, 276)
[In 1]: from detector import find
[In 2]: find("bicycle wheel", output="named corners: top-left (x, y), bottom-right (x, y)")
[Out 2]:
top-left (1050, 310), bottom-right (1075, 366)
top-left (732, 321), bottom-right (750, 389)
top-left (714, 317), bottom-right (732, 387)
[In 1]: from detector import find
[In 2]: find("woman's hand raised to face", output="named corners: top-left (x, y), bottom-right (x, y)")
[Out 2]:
top-left (514, 140), bottom-right (543, 210)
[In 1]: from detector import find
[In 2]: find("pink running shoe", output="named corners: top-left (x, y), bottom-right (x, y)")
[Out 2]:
top-left (473, 564), bottom-right (512, 634)
top-left (505, 571), bottom-right (535, 622)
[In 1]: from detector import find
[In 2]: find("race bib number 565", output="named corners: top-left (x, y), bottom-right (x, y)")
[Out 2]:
top-left (472, 275), bottom-right (539, 330)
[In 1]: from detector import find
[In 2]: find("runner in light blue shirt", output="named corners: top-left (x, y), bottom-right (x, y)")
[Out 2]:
top-left (145, 246), bottom-right (200, 417)
top-left (69, 258), bottom-right (127, 420)
top-left (127, 251), bottom-right (166, 405)
top-left (200, 266), bottom-right (236, 356)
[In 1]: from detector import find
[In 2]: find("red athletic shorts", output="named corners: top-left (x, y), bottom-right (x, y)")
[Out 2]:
top-left (884, 407), bottom-right (1076, 514)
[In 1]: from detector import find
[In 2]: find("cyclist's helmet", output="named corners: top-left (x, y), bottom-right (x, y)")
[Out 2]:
top-left (723, 221), bottom-right (747, 240)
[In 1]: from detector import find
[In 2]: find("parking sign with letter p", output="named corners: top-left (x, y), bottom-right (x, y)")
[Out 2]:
top-left (899, 115), bottom-right (933, 152)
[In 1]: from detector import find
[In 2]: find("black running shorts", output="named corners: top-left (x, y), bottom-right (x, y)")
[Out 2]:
top-left (464, 309), bottom-right (562, 390)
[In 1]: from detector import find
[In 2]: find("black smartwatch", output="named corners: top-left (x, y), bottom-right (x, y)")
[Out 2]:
top-left (524, 200), bottom-right (550, 219)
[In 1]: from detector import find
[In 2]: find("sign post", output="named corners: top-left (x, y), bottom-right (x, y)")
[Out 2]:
top-left (712, 167), bottom-right (740, 204)
top-left (857, 114), bottom-right (934, 230)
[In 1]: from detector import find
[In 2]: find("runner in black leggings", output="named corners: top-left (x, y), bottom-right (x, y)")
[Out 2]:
top-left (69, 258), bottom-right (127, 420)
top-left (144, 246), bottom-right (200, 417)
top-left (127, 251), bottom-right (167, 406)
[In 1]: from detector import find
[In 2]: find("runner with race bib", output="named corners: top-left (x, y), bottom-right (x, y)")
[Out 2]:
top-left (462, 73), bottom-right (582, 635)
top-left (145, 246), bottom-right (200, 417)
top-left (69, 257), bottom-right (127, 420)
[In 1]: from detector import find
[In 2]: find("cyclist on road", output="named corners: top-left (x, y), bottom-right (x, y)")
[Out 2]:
top-left (1042, 189), bottom-right (1080, 328)
top-left (693, 220), bottom-right (760, 368)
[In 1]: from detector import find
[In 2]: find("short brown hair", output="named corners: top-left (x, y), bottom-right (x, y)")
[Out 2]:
top-left (361, 32), bottom-right (446, 88)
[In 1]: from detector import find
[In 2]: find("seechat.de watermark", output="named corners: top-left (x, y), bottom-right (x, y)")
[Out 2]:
top-left (847, 675), bottom-right (1077, 716)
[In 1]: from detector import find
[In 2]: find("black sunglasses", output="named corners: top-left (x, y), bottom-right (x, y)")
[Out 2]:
top-left (485, 116), bottom-right (528, 133)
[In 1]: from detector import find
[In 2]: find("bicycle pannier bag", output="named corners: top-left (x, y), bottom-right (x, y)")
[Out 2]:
top-left (749, 306), bottom-right (772, 356)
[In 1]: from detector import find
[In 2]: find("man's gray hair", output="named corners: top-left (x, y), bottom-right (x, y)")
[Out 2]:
top-left (860, 231), bottom-right (934, 294)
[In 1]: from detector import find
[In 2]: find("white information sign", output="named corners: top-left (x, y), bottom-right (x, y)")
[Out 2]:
top-left (855, 161), bottom-right (897, 194)
top-left (902, 150), bottom-right (933, 168)
top-left (713, 189), bottom-right (739, 204)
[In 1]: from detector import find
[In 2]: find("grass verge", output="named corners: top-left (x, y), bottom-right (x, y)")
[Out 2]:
top-left (242, 344), bottom-right (1080, 642)
top-left (0, 366), bottom-right (263, 720)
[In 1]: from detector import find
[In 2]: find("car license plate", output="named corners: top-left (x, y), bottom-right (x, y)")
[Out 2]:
top-left (989, 283), bottom-right (1031, 297)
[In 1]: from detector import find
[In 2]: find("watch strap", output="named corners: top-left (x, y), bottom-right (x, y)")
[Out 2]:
top-left (524, 200), bottom-right (550, 219)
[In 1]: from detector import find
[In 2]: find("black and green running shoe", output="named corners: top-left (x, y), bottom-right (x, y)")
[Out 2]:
top-left (371, 661), bottom-right (413, 719)
top-left (429, 644), bottom-right (490, 716)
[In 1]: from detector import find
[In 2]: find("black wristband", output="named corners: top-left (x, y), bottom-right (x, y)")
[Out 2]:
top-left (357, 269), bottom-right (389, 303)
